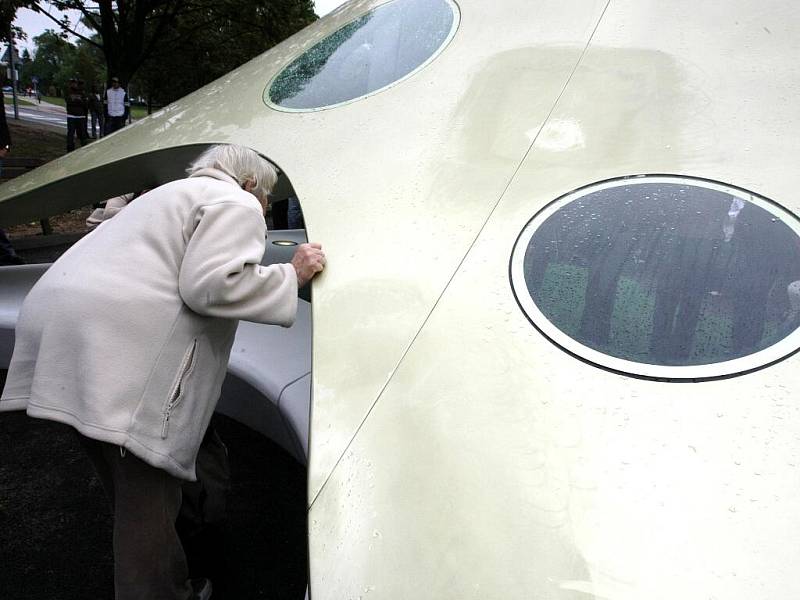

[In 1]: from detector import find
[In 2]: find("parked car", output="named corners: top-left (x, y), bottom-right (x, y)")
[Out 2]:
top-left (2, 0), bottom-right (800, 598)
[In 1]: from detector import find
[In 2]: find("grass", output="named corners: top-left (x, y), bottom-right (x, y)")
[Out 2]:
top-left (39, 94), bottom-right (64, 107)
top-left (5, 95), bottom-right (38, 107)
top-left (7, 119), bottom-right (66, 163)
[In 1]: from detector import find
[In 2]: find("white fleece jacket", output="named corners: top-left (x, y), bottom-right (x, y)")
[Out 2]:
top-left (0, 168), bottom-right (298, 480)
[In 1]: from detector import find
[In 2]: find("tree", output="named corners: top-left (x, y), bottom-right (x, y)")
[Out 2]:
top-left (1, 1), bottom-right (37, 43)
top-left (132, 0), bottom-right (317, 108)
top-left (64, 39), bottom-right (104, 90)
top-left (23, 29), bottom-right (104, 95)
top-left (26, 30), bottom-right (72, 93)
top-left (1, 1), bottom-right (39, 148)
top-left (24, 1), bottom-right (316, 90)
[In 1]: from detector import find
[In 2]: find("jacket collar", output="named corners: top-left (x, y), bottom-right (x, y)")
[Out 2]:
top-left (189, 167), bottom-right (240, 188)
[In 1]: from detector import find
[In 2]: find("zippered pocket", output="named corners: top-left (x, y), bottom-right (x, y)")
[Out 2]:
top-left (161, 339), bottom-right (198, 439)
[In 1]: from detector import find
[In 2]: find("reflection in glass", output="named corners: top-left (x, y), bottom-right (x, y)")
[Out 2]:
top-left (522, 181), bottom-right (800, 367)
top-left (267, 0), bottom-right (456, 110)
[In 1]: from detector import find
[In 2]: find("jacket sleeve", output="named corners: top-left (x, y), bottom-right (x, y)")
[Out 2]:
top-left (178, 202), bottom-right (298, 326)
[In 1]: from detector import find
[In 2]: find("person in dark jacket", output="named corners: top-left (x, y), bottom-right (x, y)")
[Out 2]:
top-left (0, 77), bottom-right (24, 265)
top-left (88, 84), bottom-right (104, 139)
top-left (65, 78), bottom-right (89, 152)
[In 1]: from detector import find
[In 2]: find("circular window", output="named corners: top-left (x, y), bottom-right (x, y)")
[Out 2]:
top-left (510, 176), bottom-right (800, 380)
top-left (265, 0), bottom-right (459, 111)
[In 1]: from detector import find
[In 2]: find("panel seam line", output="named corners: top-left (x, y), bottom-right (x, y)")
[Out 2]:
top-left (309, 0), bottom-right (613, 510)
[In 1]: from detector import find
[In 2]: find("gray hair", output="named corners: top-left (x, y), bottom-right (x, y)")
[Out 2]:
top-left (187, 144), bottom-right (278, 201)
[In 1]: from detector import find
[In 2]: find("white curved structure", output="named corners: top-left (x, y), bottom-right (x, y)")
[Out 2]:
top-left (2, 0), bottom-right (800, 597)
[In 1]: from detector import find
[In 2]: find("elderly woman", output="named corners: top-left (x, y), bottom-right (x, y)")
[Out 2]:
top-left (0, 144), bottom-right (325, 600)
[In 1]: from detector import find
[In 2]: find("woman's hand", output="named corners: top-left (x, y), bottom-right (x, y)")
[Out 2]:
top-left (291, 242), bottom-right (326, 287)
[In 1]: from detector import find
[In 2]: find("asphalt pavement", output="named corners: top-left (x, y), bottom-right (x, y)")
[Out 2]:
top-left (4, 95), bottom-right (67, 130)
top-left (4, 104), bottom-right (66, 129)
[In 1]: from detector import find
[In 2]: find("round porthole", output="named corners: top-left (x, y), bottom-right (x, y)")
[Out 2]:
top-left (510, 175), bottom-right (800, 380)
top-left (265, 0), bottom-right (459, 111)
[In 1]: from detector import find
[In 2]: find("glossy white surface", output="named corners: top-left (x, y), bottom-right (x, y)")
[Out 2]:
top-left (307, 0), bottom-right (800, 598)
top-left (0, 0), bottom-right (607, 505)
top-left (2, 0), bottom-right (799, 597)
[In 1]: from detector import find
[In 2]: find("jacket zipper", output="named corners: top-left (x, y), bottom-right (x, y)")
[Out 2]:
top-left (161, 339), bottom-right (198, 439)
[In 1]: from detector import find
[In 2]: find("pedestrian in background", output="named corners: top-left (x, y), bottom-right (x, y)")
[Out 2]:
top-left (88, 84), bottom-right (104, 139)
top-left (65, 78), bottom-right (88, 152)
top-left (104, 76), bottom-right (130, 135)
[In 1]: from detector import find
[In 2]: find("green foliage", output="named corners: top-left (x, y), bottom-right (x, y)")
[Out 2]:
top-left (25, 30), bottom-right (71, 92)
top-left (22, 30), bottom-right (102, 94)
top-left (63, 39), bottom-right (105, 91)
top-left (132, 0), bottom-right (317, 106)
top-left (12, 1), bottom-right (317, 108)
top-left (1, 1), bottom-right (37, 43)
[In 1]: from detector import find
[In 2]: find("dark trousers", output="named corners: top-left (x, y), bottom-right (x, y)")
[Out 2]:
top-left (79, 428), bottom-right (230, 600)
top-left (66, 117), bottom-right (88, 152)
top-left (0, 228), bottom-right (17, 256)
top-left (90, 111), bottom-right (104, 138)
top-left (0, 228), bottom-right (23, 265)
top-left (176, 426), bottom-right (231, 596)
top-left (105, 115), bottom-right (126, 135)
top-left (80, 436), bottom-right (192, 600)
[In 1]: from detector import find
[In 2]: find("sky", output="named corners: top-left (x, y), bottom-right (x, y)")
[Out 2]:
top-left (12, 0), bottom-right (350, 55)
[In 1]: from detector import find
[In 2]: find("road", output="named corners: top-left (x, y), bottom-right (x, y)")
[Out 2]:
top-left (4, 102), bottom-right (66, 130)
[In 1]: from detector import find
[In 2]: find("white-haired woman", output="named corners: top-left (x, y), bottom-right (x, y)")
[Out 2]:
top-left (0, 144), bottom-right (325, 600)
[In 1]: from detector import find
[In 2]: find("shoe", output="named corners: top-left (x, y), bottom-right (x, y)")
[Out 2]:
top-left (190, 578), bottom-right (212, 600)
top-left (86, 207), bottom-right (105, 229)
